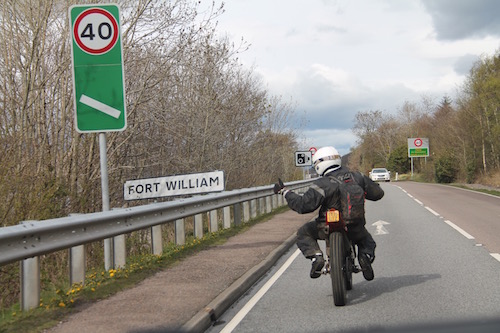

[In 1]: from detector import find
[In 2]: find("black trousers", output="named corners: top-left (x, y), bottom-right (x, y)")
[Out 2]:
top-left (296, 219), bottom-right (376, 259)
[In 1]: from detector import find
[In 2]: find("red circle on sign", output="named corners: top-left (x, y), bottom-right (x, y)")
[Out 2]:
top-left (414, 138), bottom-right (423, 147)
top-left (309, 147), bottom-right (317, 155)
top-left (73, 8), bottom-right (119, 55)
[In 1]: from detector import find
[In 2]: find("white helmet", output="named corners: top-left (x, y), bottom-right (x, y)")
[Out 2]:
top-left (312, 146), bottom-right (342, 176)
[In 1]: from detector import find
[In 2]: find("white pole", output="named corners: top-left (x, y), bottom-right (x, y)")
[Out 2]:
top-left (99, 133), bottom-right (113, 270)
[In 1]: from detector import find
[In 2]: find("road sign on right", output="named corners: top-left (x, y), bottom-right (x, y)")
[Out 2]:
top-left (408, 138), bottom-right (429, 157)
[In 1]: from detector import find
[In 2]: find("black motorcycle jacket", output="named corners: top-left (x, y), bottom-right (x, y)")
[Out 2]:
top-left (284, 166), bottom-right (384, 223)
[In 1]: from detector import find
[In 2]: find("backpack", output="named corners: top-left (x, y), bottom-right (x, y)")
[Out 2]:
top-left (329, 172), bottom-right (365, 222)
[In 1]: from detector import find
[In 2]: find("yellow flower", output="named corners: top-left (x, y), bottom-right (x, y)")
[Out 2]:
top-left (110, 272), bottom-right (115, 277)
top-left (91, 287), bottom-right (95, 292)
top-left (59, 302), bottom-right (66, 307)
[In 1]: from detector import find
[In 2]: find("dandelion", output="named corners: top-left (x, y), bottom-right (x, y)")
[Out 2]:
top-left (59, 302), bottom-right (66, 307)
top-left (91, 287), bottom-right (95, 292)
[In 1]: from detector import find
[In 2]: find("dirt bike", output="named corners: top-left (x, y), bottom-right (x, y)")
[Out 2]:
top-left (322, 208), bottom-right (362, 306)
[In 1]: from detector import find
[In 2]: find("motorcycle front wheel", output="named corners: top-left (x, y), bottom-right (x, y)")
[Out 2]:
top-left (329, 232), bottom-right (347, 306)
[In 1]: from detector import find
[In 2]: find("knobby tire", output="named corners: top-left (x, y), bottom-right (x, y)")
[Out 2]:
top-left (329, 232), bottom-right (347, 306)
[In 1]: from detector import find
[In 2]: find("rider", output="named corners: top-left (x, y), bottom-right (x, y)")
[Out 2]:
top-left (274, 146), bottom-right (384, 280)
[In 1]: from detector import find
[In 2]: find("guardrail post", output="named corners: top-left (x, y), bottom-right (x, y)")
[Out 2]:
top-left (242, 201), bottom-right (250, 222)
top-left (194, 214), bottom-right (203, 239)
top-left (20, 256), bottom-right (40, 311)
top-left (114, 235), bottom-right (126, 268)
top-left (265, 196), bottom-right (272, 213)
top-left (250, 199), bottom-right (257, 219)
top-left (175, 218), bottom-right (185, 245)
top-left (69, 245), bottom-right (86, 286)
top-left (259, 198), bottom-right (265, 215)
top-left (223, 206), bottom-right (231, 229)
top-left (151, 225), bottom-right (163, 255)
top-left (209, 210), bottom-right (218, 232)
top-left (233, 203), bottom-right (242, 226)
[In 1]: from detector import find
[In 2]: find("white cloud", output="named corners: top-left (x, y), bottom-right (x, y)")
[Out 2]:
top-left (301, 128), bottom-right (357, 157)
top-left (215, 0), bottom-right (500, 153)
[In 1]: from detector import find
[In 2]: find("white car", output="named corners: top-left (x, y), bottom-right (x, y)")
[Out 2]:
top-left (369, 168), bottom-right (391, 182)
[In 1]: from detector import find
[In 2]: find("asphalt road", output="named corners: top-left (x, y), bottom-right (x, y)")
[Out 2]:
top-left (206, 182), bottom-right (500, 333)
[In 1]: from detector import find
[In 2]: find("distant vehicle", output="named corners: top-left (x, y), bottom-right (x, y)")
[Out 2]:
top-left (369, 168), bottom-right (390, 182)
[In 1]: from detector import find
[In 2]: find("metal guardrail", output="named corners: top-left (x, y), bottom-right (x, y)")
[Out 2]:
top-left (0, 179), bottom-right (313, 267)
top-left (1, 178), bottom-right (315, 311)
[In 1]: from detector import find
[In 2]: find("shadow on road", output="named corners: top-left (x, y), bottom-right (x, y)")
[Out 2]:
top-left (346, 273), bottom-right (441, 305)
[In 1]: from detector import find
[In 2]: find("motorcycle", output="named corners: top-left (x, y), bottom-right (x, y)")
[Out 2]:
top-left (322, 208), bottom-right (362, 306)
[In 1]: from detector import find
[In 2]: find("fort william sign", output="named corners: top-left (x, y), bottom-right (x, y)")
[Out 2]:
top-left (124, 171), bottom-right (225, 200)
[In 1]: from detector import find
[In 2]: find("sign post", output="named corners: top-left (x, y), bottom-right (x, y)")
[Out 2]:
top-left (69, 4), bottom-right (127, 270)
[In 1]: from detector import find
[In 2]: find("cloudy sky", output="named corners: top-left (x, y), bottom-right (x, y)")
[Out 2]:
top-left (214, 0), bottom-right (500, 155)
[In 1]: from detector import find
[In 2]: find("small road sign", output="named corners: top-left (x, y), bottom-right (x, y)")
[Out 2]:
top-left (69, 4), bottom-right (126, 132)
top-left (295, 151), bottom-right (312, 167)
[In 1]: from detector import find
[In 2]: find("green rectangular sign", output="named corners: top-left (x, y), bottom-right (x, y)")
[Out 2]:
top-left (409, 148), bottom-right (428, 157)
top-left (69, 4), bottom-right (126, 132)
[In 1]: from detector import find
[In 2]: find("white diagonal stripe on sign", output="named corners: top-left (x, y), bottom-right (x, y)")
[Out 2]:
top-left (80, 94), bottom-right (121, 119)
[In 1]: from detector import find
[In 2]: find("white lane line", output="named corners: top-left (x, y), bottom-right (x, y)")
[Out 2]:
top-left (490, 253), bottom-right (500, 262)
top-left (414, 199), bottom-right (423, 205)
top-left (444, 220), bottom-right (475, 240)
top-left (425, 206), bottom-right (440, 216)
top-left (80, 94), bottom-right (121, 119)
top-left (397, 186), bottom-right (500, 262)
top-left (220, 249), bottom-right (301, 333)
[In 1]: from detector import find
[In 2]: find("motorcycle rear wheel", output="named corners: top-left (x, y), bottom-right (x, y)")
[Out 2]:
top-left (329, 232), bottom-right (347, 306)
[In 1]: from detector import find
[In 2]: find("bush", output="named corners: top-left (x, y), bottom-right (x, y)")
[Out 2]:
top-left (435, 155), bottom-right (458, 183)
top-left (387, 145), bottom-right (410, 173)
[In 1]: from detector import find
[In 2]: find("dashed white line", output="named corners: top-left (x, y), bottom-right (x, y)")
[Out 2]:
top-left (396, 186), bottom-right (500, 264)
top-left (444, 220), bottom-right (475, 240)
top-left (490, 253), bottom-right (500, 262)
top-left (425, 206), bottom-right (440, 216)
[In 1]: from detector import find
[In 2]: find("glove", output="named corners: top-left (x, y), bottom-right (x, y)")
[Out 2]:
top-left (273, 178), bottom-right (285, 194)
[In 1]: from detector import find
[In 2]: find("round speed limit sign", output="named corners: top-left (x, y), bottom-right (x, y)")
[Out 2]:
top-left (73, 8), bottom-right (119, 55)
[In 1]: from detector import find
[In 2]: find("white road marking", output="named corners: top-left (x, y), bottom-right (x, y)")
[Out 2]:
top-left (220, 249), bottom-right (301, 333)
top-left (444, 220), bottom-right (475, 240)
top-left (414, 199), bottom-right (423, 205)
top-left (425, 206), bottom-right (440, 216)
top-left (80, 94), bottom-right (121, 119)
top-left (490, 253), bottom-right (500, 262)
top-left (372, 220), bottom-right (390, 235)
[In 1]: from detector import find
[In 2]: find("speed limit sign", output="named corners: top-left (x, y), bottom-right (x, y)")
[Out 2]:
top-left (69, 4), bottom-right (126, 133)
top-left (73, 8), bottom-right (119, 55)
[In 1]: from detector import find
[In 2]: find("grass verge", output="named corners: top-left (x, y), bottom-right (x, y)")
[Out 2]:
top-left (0, 205), bottom-right (290, 333)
